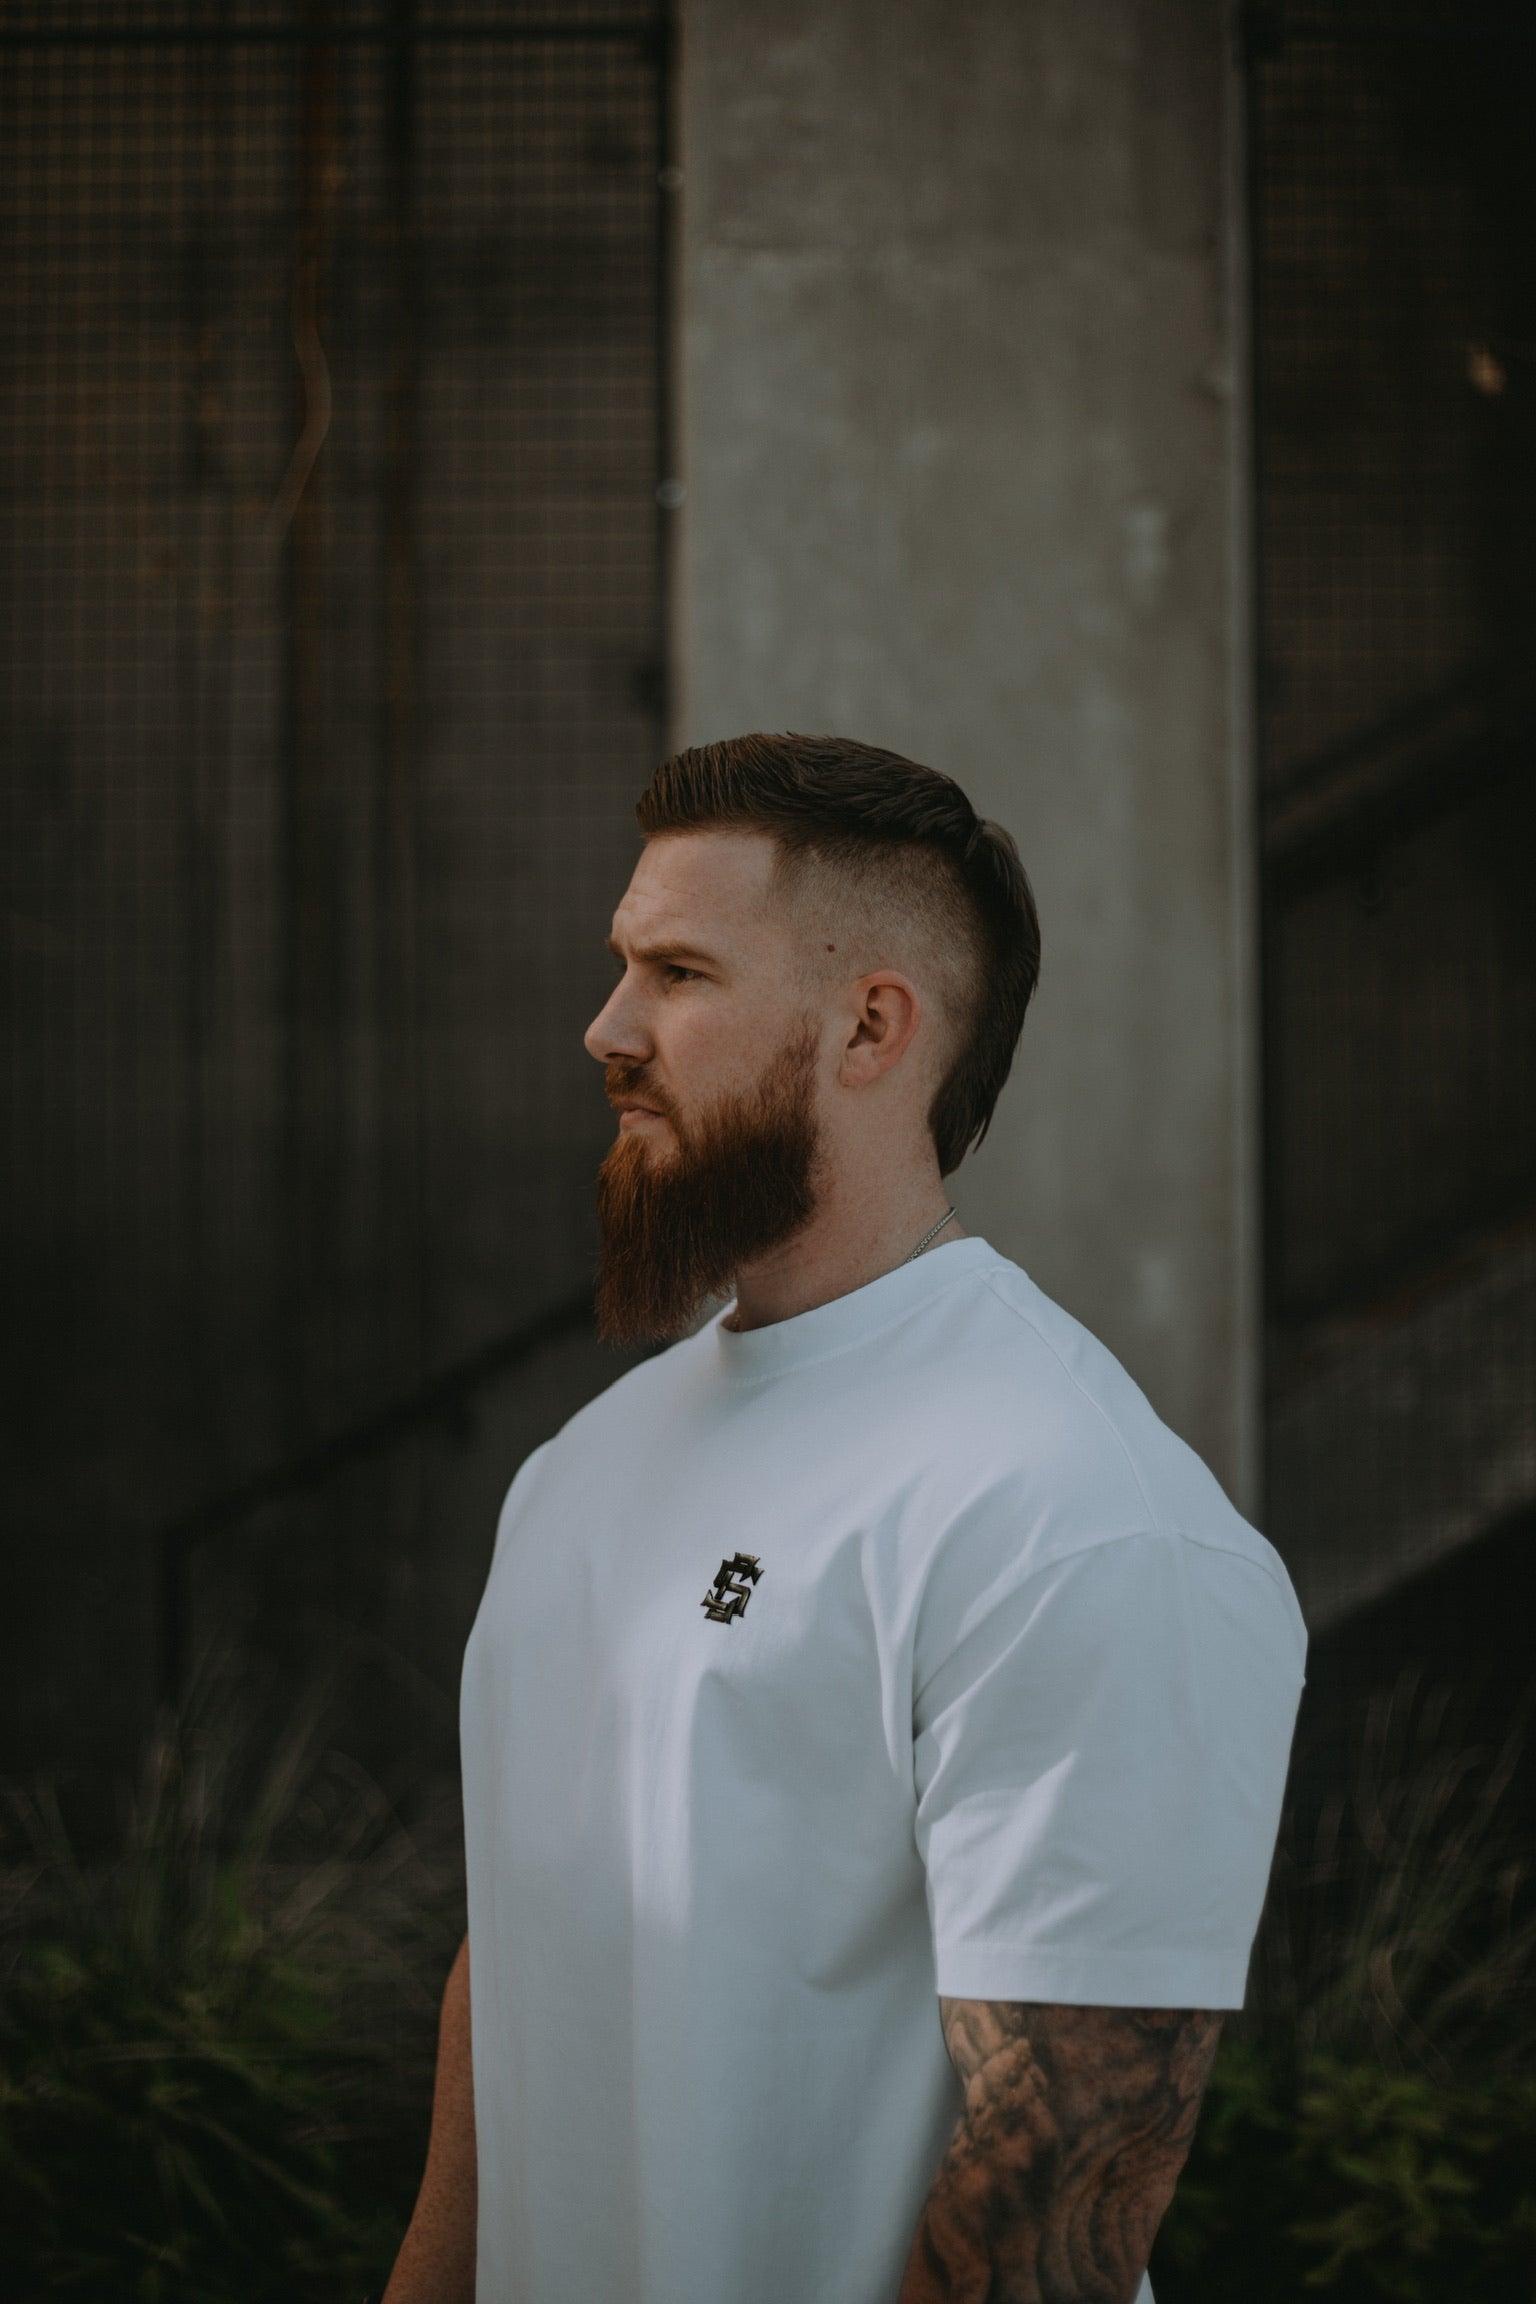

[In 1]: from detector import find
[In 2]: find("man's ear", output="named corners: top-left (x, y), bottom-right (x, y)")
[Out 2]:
top-left (839, 971), bottom-right (923, 1086)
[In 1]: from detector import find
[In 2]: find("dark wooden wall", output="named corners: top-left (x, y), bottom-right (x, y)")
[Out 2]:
top-left (1, 3), bottom-right (670, 1778)
top-left (1251, 5), bottom-right (1536, 1624)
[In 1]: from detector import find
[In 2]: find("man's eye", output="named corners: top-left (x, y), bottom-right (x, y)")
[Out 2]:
top-left (663, 964), bottom-right (700, 984)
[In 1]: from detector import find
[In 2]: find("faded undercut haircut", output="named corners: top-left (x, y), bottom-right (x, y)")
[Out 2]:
top-left (636, 733), bottom-right (1041, 1177)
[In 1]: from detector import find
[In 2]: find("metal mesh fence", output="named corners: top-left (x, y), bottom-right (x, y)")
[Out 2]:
top-left (0, 3), bottom-right (670, 1770)
top-left (1250, 2), bottom-right (1536, 1623)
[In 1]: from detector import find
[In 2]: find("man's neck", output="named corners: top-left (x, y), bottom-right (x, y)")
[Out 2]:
top-left (726, 1178), bottom-right (966, 1332)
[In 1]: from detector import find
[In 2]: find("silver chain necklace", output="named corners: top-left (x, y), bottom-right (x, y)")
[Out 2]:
top-left (904, 1206), bottom-right (958, 1263)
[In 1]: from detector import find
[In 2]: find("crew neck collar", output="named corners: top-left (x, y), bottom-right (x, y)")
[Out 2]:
top-left (711, 1236), bottom-right (1000, 1381)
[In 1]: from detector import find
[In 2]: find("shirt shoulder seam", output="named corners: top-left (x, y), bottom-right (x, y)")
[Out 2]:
top-left (1164, 1519), bottom-right (1306, 1615)
top-left (919, 1526), bottom-right (1297, 1704)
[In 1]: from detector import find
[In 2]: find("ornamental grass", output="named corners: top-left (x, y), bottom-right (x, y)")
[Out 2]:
top-left (1153, 1673), bottom-right (1536, 2301)
top-left (1, 1660), bottom-right (1531, 2299)
top-left (0, 1659), bottom-right (462, 2303)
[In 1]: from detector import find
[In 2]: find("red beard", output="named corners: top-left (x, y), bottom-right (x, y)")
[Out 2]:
top-left (595, 1020), bottom-right (822, 1346)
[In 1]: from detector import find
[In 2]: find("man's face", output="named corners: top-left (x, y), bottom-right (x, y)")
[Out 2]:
top-left (584, 832), bottom-right (827, 1342)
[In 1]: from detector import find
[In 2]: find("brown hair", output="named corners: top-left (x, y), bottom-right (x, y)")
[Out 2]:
top-left (635, 733), bottom-right (1041, 1176)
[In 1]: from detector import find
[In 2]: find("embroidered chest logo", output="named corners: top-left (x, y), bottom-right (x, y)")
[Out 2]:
top-left (701, 1551), bottom-right (763, 1625)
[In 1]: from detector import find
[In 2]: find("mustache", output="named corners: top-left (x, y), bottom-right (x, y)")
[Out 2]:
top-left (604, 1063), bottom-right (681, 1125)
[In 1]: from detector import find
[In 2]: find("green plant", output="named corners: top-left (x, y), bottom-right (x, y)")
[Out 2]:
top-left (1153, 1675), bottom-right (1536, 2302)
top-left (1157, 2043), bottom-right (1536, 2302)
top-left (0, 1662), bottom-right (463, 2303)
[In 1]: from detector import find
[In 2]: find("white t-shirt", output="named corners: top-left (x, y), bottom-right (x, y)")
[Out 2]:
top-left (461, 1238), bottom-right (1306, 2304)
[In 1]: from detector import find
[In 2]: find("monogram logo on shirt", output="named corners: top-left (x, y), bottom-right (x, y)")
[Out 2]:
top-left (701, 1552), bottom-right (763, 1624)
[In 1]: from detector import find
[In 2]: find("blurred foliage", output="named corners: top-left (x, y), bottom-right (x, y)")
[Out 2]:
top-left (3, 1659), bottom-right (1533, 2298)
top-left (0, 1659), bottom-right (463, 2303)
top-left (1159, 2048), bottom-right (1536, 2300)
top-left (1154, 1674), bottom-right (1536, 2301)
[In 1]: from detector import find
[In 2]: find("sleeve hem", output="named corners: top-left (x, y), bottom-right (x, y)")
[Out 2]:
top-left (932, 1942), bottom-right (1251, 2010)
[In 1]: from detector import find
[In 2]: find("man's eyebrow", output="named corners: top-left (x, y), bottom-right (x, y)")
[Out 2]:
top-left (606, 933), bottom-right (720, 967)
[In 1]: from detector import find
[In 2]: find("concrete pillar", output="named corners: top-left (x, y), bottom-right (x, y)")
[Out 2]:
top-left (676, 0), bottom-right (1258, 1507)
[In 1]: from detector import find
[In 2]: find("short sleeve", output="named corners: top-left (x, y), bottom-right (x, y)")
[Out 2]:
top-left (912, 1527), bottom-right (1305, 2009)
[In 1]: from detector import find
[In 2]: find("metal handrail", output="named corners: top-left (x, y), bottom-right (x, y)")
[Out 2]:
top-left (154, 1287), bottom-right (595, 1700)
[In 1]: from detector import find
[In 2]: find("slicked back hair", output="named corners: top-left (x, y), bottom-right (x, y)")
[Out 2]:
top-left (635, 733), bottom-right (1041, 1176)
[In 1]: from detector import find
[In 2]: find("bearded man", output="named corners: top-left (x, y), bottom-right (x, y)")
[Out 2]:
top-left (383, 734), bottom-right (1305, 2304)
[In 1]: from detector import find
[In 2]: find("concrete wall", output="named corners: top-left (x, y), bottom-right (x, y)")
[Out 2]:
top-left (676, 0), bottom-right (1258, 1505)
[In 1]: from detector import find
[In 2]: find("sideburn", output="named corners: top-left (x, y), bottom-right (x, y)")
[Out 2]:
top-left (595, 1024), bottom-right (822, 1347)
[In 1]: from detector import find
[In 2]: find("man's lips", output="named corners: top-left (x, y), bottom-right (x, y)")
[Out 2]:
top-left (613, 1100), bottom-right (669, 1128)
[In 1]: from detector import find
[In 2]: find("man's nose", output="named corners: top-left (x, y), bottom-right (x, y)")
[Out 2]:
top-left (583, 976), bottom-right (651, 1066)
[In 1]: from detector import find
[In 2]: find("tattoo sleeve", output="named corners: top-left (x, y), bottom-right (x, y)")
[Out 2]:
top-left (895, 2000), bottom-right (1222, 2304)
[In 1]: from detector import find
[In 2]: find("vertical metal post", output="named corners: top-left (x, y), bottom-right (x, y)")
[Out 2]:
top-left (1240, 0), bottom-right (1282, 1532)
top-left (651, 1), bottom-right (679, 751)
top-left (281, 0), bottom-right (341, 1438)
top-left (381, 0), bottom-right (428, 1391)
top-left (158, 44), bottom-right (238, 1712)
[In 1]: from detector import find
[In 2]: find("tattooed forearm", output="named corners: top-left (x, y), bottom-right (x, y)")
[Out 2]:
top-left (895, 2000), bottom-right (1222, 2304)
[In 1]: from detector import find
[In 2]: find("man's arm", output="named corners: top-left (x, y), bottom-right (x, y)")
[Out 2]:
top-left (896, 1999), bottom-right (1221, 2304)
top-left (382, 1933), bottom-right (477, 2304)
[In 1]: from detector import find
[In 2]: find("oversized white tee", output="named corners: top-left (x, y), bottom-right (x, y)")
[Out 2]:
top-left (461, 1238), bottom-right (1306, 2304)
